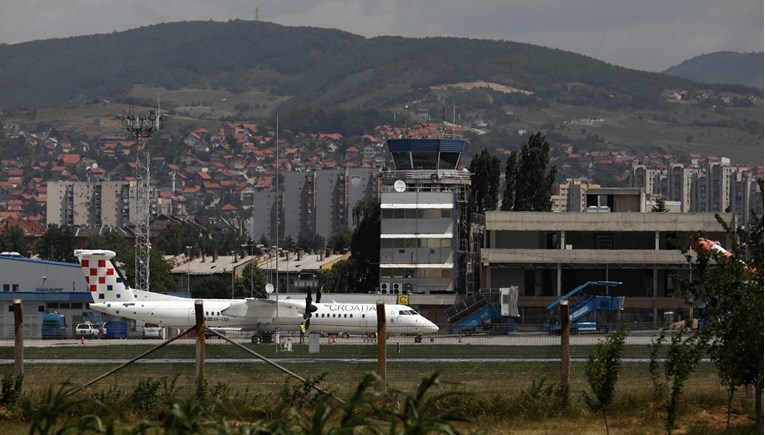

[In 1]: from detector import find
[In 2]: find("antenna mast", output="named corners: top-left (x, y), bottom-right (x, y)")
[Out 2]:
top-left (121, 104), bottom-right (164, 291)
top-left (274, 111), bottom-right (280, 315)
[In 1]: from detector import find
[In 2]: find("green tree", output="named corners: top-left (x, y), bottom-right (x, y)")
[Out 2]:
top-left (0, 226), bottom-right (30, 256)
top-left (505, 132), bottom-right (557, 211)
top-left (156, 222), bottom-right (208, 255)
top-left (34, 224), bottom-right (77, 262)
top-left (468, 148), bottom-right (500, 214)
top-left (235, 262), bottom-right (267, 299)
top-left (83, 227), bottom-right (129, 254)
top-left (191, 275), bottom-right (231, 299)
top-left (283, 235), bottom-right (296, 252)
top-left (584, 328), bottom-right (627, 435)
top-left (106, 245), bottom-right (178, 293)
top-left (652, 196), bottom-right (668, 212)
top-left (148, 248), bottom-right (180, 293)
top-left (326, 227), bottom-right (352, 253)
top-left (297, 232), bottom-right (325, 252)
top-left (677, 194), bottom-right (764, 427)
top-left (649, 328), bottom-right (705, 434)
top-left (500, 151), bottom-right (517, 211)
top-left (347, 199), bottom-right (380, 293)
top-left (318, 260), bottom-right (352, 294)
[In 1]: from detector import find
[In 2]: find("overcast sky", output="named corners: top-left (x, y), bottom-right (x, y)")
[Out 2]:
top-left (1, 0), bottom-right (762, 72)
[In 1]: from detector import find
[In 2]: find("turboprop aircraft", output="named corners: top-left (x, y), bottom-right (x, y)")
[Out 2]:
top-left (74, 249), bottom-right (439, 337)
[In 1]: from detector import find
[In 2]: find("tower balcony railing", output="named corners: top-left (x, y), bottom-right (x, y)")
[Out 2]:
top-left (381, 169), bottom-right (471, 186)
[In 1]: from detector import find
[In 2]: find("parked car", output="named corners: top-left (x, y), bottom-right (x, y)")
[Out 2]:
top-left (142, 323), bottom-right (165, 339)
top-left (75, 322), bottom-right (100, 338)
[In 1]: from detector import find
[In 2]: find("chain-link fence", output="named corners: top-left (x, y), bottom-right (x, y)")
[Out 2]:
top-left (0, 322), bottom-right (721, 401)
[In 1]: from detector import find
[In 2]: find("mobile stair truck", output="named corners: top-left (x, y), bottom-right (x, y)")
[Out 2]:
top-left (445, 287), bottom-right (520, 334)
top-left (544, 281), bottom-right (624, 334)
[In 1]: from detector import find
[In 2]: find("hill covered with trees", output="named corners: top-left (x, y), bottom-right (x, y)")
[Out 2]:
top-left (663, 51), bottom-right (764, 90)
top-left (1, 20), bottom-right (762, 165)
top-left (1, 19), bottom-right (755, 111)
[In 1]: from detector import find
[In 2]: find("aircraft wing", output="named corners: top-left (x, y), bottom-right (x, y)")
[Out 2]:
top-left (221, 298), bottom-right (304, 318)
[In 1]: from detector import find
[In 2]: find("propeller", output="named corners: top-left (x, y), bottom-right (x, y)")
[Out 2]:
top-left (303, 287), bottom-right (319, 330)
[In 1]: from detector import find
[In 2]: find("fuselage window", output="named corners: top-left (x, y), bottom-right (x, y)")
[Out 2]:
top-left (362, 314), bottom-right (365, 318)
top-left (350, 314), bottom-right (353, 318)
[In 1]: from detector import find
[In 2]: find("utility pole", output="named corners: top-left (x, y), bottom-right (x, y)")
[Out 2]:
top-left (186, 245), bottom-right (192, 293)
top-left (243, 242), bottom-right (254, 298)
top-left (121, 106), bottom-right (164, 291)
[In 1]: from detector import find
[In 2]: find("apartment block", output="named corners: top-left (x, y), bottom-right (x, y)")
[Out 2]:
top-left (632, 160), bottom-right (762, 225)
top-left (251, 168), bottom-right (378, 243)
top-left (46, 181), bottom-right (144, 227)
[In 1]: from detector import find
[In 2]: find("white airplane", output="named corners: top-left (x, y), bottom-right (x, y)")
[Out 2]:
top-left (74, 249), bottom-right (439, 338)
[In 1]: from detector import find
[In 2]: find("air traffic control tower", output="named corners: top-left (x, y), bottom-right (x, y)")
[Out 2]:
top-left (379, 137), bottom-right (472, 295)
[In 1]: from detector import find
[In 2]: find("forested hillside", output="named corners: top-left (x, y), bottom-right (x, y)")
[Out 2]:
top-left (663, 51), bottom-right (763, 90)
top-left (0, 20), bottom-right (762, 165)
top-left (0, 19), bottom-right (750, 111)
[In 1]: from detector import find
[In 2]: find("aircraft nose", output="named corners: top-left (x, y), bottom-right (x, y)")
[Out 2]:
top-left (423, 319), bottom-right (439, 333)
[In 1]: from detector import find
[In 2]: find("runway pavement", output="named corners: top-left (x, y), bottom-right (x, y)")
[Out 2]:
top-left (5, 329), bottom-right (667, 348)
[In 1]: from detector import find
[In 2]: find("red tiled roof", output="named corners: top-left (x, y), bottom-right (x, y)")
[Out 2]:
top-left (319, 133), bottom-right (343, 141)
top-left (58, 153), bottom-right (81, 165)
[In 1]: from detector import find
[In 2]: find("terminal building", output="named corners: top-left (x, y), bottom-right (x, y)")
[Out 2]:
top-left (479, 204), bottom-right (732, 326)
top-left (0, 253), bottom-right (91, 338)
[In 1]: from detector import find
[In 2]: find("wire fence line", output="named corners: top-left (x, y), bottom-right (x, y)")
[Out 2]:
top-left (0, 323), bottom-right (722, 401)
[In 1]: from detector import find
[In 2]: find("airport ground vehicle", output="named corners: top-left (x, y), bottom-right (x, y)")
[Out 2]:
top-left (75, 322), bottom-right (100, 338)
top-left (42, 312), bottom-right (66, 339)
top-left (142, 323), bottom-right (165, 339)
top-left (543, 317), bottom-right (603, 334)
top-left (103, 321), bottom-right (128, 339)
top-left (446, 288), bottom-right (519, 334)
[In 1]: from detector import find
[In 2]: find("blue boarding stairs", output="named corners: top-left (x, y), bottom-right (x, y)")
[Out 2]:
top-left (445, 288), bottom-right (519, 334)
top-left (544, 281), bottom-right (624, 333)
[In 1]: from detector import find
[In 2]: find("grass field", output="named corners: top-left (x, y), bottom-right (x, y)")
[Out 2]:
top-left (1, 339), bottom-right (758, 434)
top-left (0, 340), bottom-right (722, 396)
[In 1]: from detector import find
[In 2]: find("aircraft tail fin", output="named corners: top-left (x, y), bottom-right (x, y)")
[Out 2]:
top-left (74, 249), bottom-right (137, 303)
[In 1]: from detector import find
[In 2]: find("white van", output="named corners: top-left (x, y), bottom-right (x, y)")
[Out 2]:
top-left (143, 323), bottom-right (165, 339)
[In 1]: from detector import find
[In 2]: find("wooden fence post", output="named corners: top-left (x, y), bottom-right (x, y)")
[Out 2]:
top-left (195, 300), bottom-right (205, 400)
top-left (13, 299), bottom-right (23, 390)
top-left (560, 300), bottom-right (570, 393)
